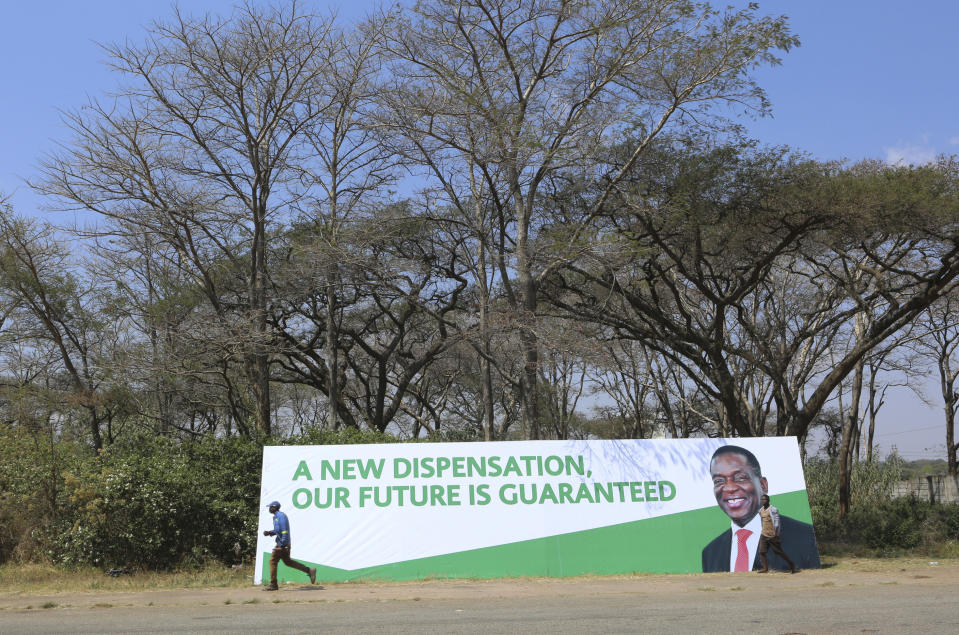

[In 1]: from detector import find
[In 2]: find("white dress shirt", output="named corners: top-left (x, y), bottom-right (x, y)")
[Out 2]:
top-left (727, 513), bottom-right (763, 571)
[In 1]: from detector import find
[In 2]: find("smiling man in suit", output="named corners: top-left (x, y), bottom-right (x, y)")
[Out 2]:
top-left (701, 445), bottom-right (820, 573)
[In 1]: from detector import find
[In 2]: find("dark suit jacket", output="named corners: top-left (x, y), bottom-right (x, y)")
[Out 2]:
top-left (701, 515), bottom-right (821, 572)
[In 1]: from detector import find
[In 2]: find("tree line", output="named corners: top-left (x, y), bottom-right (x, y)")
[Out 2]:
top-left (2, 0), bottom-right (959, 523)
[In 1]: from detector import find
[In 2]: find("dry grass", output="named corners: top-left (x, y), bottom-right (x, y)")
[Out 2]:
top-left (819, 541), bottom-right (959, 560)
top-left (0, 562), bottom-right (251, 594)
top-left (818, 556), bottom-right (956, 573)
top-left (1, 556), bottom-right (955, 595)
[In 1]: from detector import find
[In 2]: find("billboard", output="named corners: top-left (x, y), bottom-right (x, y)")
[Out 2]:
top-left (255, 437), bottom-right (819, 583)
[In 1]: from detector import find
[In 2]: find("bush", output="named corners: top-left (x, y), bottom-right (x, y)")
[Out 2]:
top-left (0, 427), bottom-right (89, 564)
top-left (805, 454), bottom-right (959, 555)
top-left (179, 435), bottom-right (262, 566)
top-left (47, 434), bottom-right (262, 569)
top-left (855, 497), bottom-right (926, 552)
top-left (0, 425), bottom-right (402, 569)
top-left (938, 503), bottom-right (959, 541)
top-left (58, 440), bottom-right (196, 568)
top-left (804, 453), bottom-right (904, 516)
top-left (805, 453), bottom-right (905, 543)
top-left (292, 427), bottom-right (399, 446)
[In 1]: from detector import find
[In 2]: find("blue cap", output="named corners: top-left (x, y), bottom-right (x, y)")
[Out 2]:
top-left (267, 501), bottom-right (281, 509)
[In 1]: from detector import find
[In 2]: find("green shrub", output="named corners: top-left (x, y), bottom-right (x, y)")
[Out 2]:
top-left (0, 427), bottom-right (89, 563)
top-left (56, 436), bottom-right (205, 568)
top-left (937, 503), bottom-right (959, 540)
top-left (291, 427), bottom-right (399, 446)
top-left (0, 425), bottom-right (402, 569)
top-left (180, 435), bottom-right (263, 565)
top-left (855, 497), bottom-right (926, 552)
top-left (75, 434), bottom-right (270, 569)
top-left (804, 452), bottom-right (959, 555)
top-left (804, 453), bottom-right (904, 517)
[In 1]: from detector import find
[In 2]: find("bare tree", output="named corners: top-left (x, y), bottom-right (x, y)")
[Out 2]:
top-left (914, 294), bottom-right (959, 475)
top-left (587, 338), bottom-right (662, 439)
top-left (287, 16), bottom-right (397, 430)
top-left (0, 209), bottom-right (126, 450)
top-left (378, 0), bottom-right (796, 438)
top-left (37, 3), bottom-right (342, 436)
top-left (535, 318), bottom-right (591, 439)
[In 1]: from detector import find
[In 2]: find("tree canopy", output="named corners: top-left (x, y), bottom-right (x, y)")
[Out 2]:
top-left (0, 1), bottom-right (955, 484)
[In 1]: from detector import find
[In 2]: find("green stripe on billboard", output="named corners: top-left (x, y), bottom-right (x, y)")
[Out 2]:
top-left (262, 490), bottom-right (813, 583)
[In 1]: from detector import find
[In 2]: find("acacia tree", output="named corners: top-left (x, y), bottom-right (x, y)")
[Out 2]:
top-left (37, 3), bottom-right (342, 436)
top-left (914, 294), bottom-right (959, 476)
top-left (823, 260), bottom-right (927, 516)
top-left (0, 209), bottom-right (129, 451)
top-left (586, 338), bottom-right (663, 439)
top-left (778, 159), bottom-right (959, 440)
top-left (549, 147), bottom-right (959, 459)
top-left (548, 144), bottom-right (834, 436)
top-left (272, 203), bottom-right (469, 434)
top-left (285, 17), bottom-right (397, 430)
top-left (379, 0), bottom-right (796, 438)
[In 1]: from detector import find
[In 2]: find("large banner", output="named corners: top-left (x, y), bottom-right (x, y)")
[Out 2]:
top-left (255, 438), bottom-right (819, 583)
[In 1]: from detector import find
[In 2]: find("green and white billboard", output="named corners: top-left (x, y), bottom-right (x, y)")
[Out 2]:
top-left (255, 437), bottom-right (818, 583)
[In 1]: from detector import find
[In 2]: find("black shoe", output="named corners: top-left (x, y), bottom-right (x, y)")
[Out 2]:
top-left (309, 568), bottom-right (317, 584)
top-left (264, 584), bottom-right (279, 591)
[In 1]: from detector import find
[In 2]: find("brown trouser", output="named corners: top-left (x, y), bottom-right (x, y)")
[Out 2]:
top-left (758, 534), bottom-right (795, 570)
top-left (269, 545), bottom-right (311, 585)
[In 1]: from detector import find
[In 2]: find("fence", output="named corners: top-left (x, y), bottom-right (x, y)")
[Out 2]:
top-left (891, 474), bottom-right (959, 504)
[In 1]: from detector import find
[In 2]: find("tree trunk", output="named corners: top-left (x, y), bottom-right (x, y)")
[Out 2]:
top-left (326, 280), bottom-right (339, 430)
top-left (251, 198), bottom-right (272, 437)
top-left (838, 357), bottom-right (864, 520)
top-left (476, 227), bottom-right (495, 442)
top-left (865, 367), bottom-right (881, 463)
top-left (946, 404), bottom-right (957, 477)
top-left (88, 408), bottom-right (103, 452)
top-left (515, 194), bottom-right (540, 439)
top-left (941, 354), bottom-right (958, 477)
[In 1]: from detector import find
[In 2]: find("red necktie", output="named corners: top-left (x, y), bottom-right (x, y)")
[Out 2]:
top-left (735, 528), bottom-right (752, 572)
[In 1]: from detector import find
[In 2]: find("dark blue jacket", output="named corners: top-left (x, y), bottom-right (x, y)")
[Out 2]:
top-left (272, 510), bottom-right (291, 547)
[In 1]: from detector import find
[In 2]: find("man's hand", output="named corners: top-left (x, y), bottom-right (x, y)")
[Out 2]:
top-left (263, 530), bottom-right (275, 537)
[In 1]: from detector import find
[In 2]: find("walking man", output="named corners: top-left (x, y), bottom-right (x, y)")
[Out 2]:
top-left (263, 501), bottom-right (317, 590)
top-left (757, 494), bottom-right (798, 573)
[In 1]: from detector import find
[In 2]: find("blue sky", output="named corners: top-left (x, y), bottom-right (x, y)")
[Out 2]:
top-left (746, 0), bottom-right (959, 166)
top-left (1, 1), bottom-right (956, 459)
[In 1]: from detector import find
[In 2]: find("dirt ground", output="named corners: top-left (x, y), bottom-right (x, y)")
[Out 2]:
top-left (1, 557), bottom-right (956, 613)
